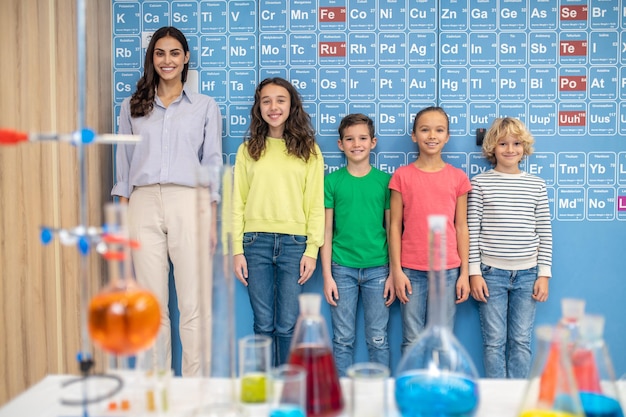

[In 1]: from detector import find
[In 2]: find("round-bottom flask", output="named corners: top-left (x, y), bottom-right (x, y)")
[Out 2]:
top-left (88, 203), bottom-right (161, 356)
top-left (394, 215), bottom-right (480, 417)
top-left (88, 281), bottom-right (161, 355)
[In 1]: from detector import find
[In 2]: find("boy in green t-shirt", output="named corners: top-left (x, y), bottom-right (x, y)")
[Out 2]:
top-left (320, 113), bottom-right (396, 377)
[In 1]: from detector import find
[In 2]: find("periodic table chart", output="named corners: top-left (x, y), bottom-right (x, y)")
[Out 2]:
top-left (111, 0), bottom-right (626, 223)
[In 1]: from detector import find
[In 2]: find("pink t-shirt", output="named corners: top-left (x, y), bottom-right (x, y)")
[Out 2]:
top-left (389, 163), bottom-right (471, 270)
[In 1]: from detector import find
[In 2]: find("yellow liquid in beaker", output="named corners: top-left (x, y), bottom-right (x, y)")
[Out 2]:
top-left (241, 373), bottom-right (267, 403)
top-left (519, 410), bottom-right (580, 417)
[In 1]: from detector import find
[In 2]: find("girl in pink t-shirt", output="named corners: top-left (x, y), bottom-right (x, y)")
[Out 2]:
top-left (388, 106), bottom-right (472, 352)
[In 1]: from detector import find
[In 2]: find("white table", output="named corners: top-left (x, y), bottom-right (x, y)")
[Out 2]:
top-left (1, 374), bottom-right (624, 417)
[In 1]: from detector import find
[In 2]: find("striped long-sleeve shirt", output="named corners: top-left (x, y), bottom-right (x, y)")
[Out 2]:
top-left (468, 169), bottom-right (552, 278)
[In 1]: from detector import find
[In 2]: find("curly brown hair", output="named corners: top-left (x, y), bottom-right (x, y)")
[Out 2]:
top-left (482, 117), bottom-right (534, 165)
top-left (129, 26), bottom-right (190, 118)
top-left (245, 77), bottom-right (317, 161)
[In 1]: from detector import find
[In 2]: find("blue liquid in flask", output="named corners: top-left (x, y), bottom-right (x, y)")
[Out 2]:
top-left (395, 370), bottom-right (479, 417)
top-left (269, 404), bottom-right (306, 417)
top-left (580, 392), bottom-right (625, 417)
top-left (394, 216), bottom-right (480, 417)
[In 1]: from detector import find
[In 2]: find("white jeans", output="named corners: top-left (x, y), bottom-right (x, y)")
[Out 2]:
top-left (128, 184), bottom-right (212, 376)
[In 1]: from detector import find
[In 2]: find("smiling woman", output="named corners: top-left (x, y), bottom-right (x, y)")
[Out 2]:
top-left (111, 26), bottom-right (223, 377)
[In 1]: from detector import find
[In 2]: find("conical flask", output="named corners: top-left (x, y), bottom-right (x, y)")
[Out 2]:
top-left (539, 299), bottom-right (586, 405)
top-left (572, 315), bottom-right (625, 417)
top-left (518, 325), bottom-right (584, 417)
top-left (288, 293), bottom-right (344, 417)
top-left (394, 215), bottom-right (480, 417)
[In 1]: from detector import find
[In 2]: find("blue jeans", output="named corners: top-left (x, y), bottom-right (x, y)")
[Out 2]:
top-left (399, 267), bottom-right (459, 353)
top-left (329, 263), bottom-right (391, 377)
top-left (477, 264), bottom-right (537, 378)
top-left (243, 232), bottom-right (306, 366)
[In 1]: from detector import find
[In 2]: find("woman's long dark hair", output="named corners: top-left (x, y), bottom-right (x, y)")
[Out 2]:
top-left (129, 26), bottom-right (189, 117)
top-left (245, 77), bottom-right (317, 161)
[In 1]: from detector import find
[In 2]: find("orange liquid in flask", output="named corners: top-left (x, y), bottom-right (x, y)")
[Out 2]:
top-left (88, 286), bottom-right (161, 355)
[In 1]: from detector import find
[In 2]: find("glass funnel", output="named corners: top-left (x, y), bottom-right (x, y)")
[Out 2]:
top-left (520, 325), bottom-right (584, 417)
top-left (288, 293), bottom-right (344, 417)
top-left (394, 215), bottom-right (480, 417)
top-left (572, 315), bottom-right (625, 417)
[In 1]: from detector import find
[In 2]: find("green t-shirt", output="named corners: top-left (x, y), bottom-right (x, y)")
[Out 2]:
top-left (324, 166), bottom-right (391, 268)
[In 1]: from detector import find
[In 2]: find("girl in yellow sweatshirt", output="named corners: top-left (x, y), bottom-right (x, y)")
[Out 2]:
top-left (232, 77), bottom-right (325, 365)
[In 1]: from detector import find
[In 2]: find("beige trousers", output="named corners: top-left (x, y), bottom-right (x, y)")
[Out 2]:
top-left (128, 184), bottom-right (212, 376)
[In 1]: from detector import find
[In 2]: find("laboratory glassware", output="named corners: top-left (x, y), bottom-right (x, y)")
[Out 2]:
top-left (572, 315), bottom-right (624, 417)
top-left (288, 293), bottom-right (344, 417)
top-left (520, 325), bottom-right (584, 417)
top-left (394, 215), bottom-right (480, 417)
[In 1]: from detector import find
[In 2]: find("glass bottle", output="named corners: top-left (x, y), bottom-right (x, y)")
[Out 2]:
top-left (572, 315), bottom-right (625, 417)
top-left (88, 203), bottom-right (161, 356)
top-left (288, 293), bottom-right (344, 417)
top-left (520, 325), bottom-right (584, 417)
top-left (394, 215), bottom-right (480, 417)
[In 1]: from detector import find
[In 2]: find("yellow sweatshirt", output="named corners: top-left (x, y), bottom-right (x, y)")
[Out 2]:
top-left (232, 137), bottom-right (325, 259)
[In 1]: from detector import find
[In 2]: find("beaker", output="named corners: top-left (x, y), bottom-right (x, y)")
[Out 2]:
top-left (268, 364), bottom-right (307, 417)
top-left (348, 362), bottom-right (390, 417)
top-left (239, 334), bottom-right (272, 403)
top-left (519, 325), bottom-right (584, 417)
top-left (394, 215), bottom-right (480, 417)
top-left (288, 293), bottom-right (344, 417)
top-left (572, 315), bottom-right (624, 417)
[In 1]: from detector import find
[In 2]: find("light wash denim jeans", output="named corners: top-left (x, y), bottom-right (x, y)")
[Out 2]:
top-left (399, 267), bottom-right (459, 353)
top-left (243, 232), bottom-right (306, 366)
top-left (329, 263), bottom-right (391, 377)
top-left (478, 264), bottom-right (537, 379)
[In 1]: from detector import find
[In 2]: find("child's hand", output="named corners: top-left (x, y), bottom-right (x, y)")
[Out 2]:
top-left (323, 278), bottom-right (339, 306)
top-left (233, 254), bottom-right (248, 286)
top-left (469, 275), bottom-right (489, 303)
top-left (298, 255), bottom-right (317, 285)
top-left (532, 276), bottom-right (549, 302)
top-left (455, 273), bottom-right (470, 304)
top-left (394, 271), bottom-right (412, 304)
top-left (384, 276), bottom-right (396, 307)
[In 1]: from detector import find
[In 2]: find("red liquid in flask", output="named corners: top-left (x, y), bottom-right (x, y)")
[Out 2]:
top-left (288, 345), bottom-right (343, 417)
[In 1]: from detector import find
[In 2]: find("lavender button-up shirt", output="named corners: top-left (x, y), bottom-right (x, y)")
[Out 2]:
top-left (111, 88), bottom-right (223, 202)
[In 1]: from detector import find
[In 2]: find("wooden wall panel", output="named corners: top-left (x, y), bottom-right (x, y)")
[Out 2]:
top-left (0, 0), bottom-right (112, 405)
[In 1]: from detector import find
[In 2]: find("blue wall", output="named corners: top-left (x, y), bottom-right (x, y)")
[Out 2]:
top-left (115, 1), bottom-right (626, 379)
